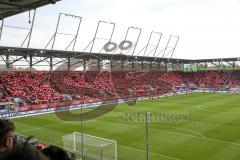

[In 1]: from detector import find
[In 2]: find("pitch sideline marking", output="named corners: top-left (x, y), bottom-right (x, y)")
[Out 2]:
top-left (118, 144), bottom-right (181, 160)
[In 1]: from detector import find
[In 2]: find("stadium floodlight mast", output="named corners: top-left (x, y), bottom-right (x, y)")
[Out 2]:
top-left (44, 12), bottom-right (82, 51)
top-left (120, 26), bottom-right (142, 55)
top-left (143, 31), bottom-right (162, 57)
top-left (162, 35), bottom-right (171, 58)
top-left (90, 20), bottom-right (116, 53)
top-left (0, 9), bottom-right (36, 48)
top-left (170, 35), bottom-right (179, 58)
top-left (161, 35), bottom-right (179, 58)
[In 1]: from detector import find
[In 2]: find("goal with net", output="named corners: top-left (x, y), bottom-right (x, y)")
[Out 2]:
top-left (62, 132), bottom-right (117, 160)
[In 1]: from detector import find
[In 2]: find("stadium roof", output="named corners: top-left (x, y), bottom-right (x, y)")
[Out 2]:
top-left (0, 0), bottom-right (61, 20)
top-left (0, 46), bottom-right (190, 64)
top-left (1, 46), bottom-right (240, 65)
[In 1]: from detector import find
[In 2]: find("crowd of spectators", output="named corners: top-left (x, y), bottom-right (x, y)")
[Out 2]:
top-left (0, 70), bottom-right (240, 108)
top-left (0, 72), bottom-right (65, 105)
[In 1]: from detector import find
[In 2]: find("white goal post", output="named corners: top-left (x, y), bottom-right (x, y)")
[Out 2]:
top-left (62, 132), bottom-right (117, 160)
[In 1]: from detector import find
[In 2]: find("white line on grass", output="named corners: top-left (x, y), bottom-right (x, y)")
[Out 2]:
top-left (118, 144), bottom-right (181, 160)
top-left (197, 105), bottom-right (240, 115)
top-left (16, 129), bottom-right (181, 160)
top-left (15, 131), bottom-right (63, 145)
top-left (16, 122), bottom-right (71, 134)
top-left (206, 137), bottom-right (240, 146)
top-left (154, 128), bottom-right (240, 147)
top-left (92, 118), bottom-right (206, 139)
top-left (134, 124), bottom-right (240, 148)
top-left (94, 118), bottom-right (206, 138)
top-left (15, 113), bottom-right (240, 151)
top-left (142, 126), bottom-right (206, 139)
top-left (157, 124), bottom-right (206, 138)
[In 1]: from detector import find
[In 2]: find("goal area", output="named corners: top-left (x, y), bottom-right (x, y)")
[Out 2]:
top-left (62, 132), bottom-right (117, 160)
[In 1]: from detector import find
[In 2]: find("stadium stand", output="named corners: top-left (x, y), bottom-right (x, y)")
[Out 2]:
top-left (0, 70), bottom-right (240, 111)
top-left (0, 71), bottom-right (172, 108)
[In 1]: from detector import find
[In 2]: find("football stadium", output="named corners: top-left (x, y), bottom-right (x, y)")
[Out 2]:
top-left (1, 0), bottom-right (240, 160)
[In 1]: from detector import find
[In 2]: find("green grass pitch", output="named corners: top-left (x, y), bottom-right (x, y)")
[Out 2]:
top-left (13, 93), bottom-right (240, 160)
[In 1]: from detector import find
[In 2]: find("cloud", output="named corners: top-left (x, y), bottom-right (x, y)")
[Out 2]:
top-left (1, 0), bottom-right (240, 59)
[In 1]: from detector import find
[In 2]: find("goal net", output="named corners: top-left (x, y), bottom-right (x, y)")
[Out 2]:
top-left (62, 132), bottom-right (117, 160)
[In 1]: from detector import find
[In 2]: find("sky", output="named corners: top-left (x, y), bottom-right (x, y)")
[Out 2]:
top-left (1, 0), bottom-right (240, 60)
